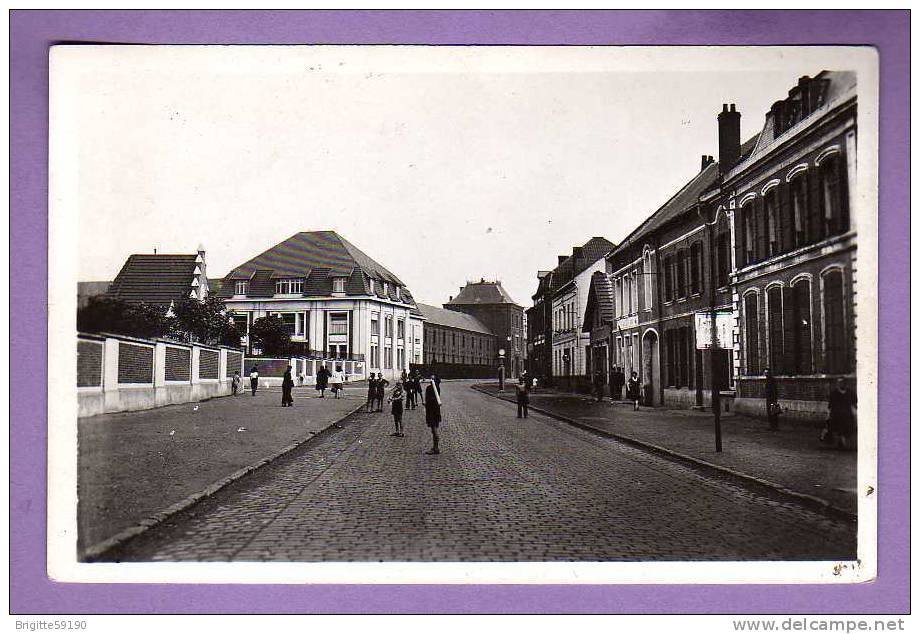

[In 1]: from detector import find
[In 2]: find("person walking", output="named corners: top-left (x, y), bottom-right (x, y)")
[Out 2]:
top-left (765, 368), bottom-right (780, 430)
top-left (375, 375), bottom-right (389, 412)
top-left (315, 364), bottom-right (329, 398)
top-left (388, 381), bottom-right (405, 437)
top-left (826, 378), bottom-right (857, 450)
top-left (405, 371), bottom-right (417, 410)
top-left (515, 376), bottom-right (530, 419)
top-left (611, 366), bottom-right (624, 401)
top-left (593, 369), bottom-right (606, 403)
top-left (231, 371), bottom-right (241, 396)
top-left (626, 371), bottom-right (641, 411)
top-left (424, 378), bottom-right (442, 454)
top-left (365, 373), bottom-right (378, 413)
top-left (281, 365), bottom-right (294, 407)
top-left (249, 365), bottom-right (259, 396)
top-left (330, 367), bottom-right (344, 399)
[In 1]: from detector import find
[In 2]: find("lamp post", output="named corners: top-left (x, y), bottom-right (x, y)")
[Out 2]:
top-left (498, 348), bottom-right (506, 391)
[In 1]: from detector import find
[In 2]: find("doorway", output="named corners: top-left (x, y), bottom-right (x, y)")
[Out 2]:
top-left (642, 330), bottom-right (660, 406)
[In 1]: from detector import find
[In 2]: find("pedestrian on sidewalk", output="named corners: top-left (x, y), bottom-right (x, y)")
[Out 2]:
top-left (249, 365), bottom-right (259, 396)
top-left (626, 371), bottom-right (641, 411)
top-left (593, 370), bottom-right (606, 402)
top-left (424, 378), bottom-right (442, 454)
top-left (388, 381), bottom-right (405, 437)
top-left (375, 375), bottom-right (389, 412)
top-left (611, 366), bottom-right (624, 401)
top-left (231, 371), bottom-right (241, 396)
top-left (826, 378), bottom-right (857, 451)
top-left (315, 364), bottom-right (329, 398)
top-left (405, 370), bottom-right (418, 410)
top-left (330, 367), bottom-right (345, 399)
top-left (281, 366), bottom-right (295, 407)
top-left (515, 376), bottom-right (530, 419)
top-left (366, 373), bottom-right (378, 412)
top-left (765, 368), bottom-right (780, 430)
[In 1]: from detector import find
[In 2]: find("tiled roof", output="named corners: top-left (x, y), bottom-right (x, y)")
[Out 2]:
top-left (445, 280), bottom-right (520, 307)
top-left (609, 135), bottom-right (758, 260)
top-left (218, 231), bottom-right (416, 308)
top-left (582, 271), bottom-right (615, 330)
top-left (415, 303), bottom-right (495, 335)
top-left (106, 254), bottom-right (199, 306)
top-left (551, 236), bottom-right (615, 291)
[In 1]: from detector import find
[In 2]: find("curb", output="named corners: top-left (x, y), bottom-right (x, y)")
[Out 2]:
top-left (471, 385), bottom-right (856, 522)
top-left (81, 400), bottom-right (367, 562)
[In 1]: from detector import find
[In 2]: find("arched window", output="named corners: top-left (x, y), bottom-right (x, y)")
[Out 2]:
top-left (741, 200), bottom-right (757, 266)
top-left (822, 269), bottom-right (849, 373)
top-left (820, 155), bottom-right (849, 237)
top-left (789, 174), bottom-right (808, 248)
top-left (765, 188), bottom-right (781, 257)
top-left (643, 251), bottom-right (653, 309)
top-left (781, 279), bottom-right (814, 375)
top-left (690, 242), bottom-right (702, 295)
top-left (767, 286), bottom-right (784, 373)
top-left (744, 292), bottom-right (760, 375)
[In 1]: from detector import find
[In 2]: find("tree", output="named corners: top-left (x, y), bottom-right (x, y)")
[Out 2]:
top-left (77, 296), bottom-right (172, 339)
top-left (249, 315), bottom-right (291, 357)
top-left (171, 296), bottom-right (241, 346)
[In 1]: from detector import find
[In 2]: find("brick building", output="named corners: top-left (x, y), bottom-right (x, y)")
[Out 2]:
top-left (416, 303), bottom-right (497, 378)
top-left (443, 280), bottom-right (525, 378)
top-left (525, 269), bottom-right (554, 382)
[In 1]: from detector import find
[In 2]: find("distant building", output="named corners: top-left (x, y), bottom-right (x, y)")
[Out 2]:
top-left (105, 247), bottom-right (210, 308)
top-left (416, 303), bottom-right (496, 378)
top-left (443, 279), bottom-right (525, 378)
top-left (77, 281), bottom-right (111, 309)
top-left (526, 270), bottom-right (554, 381)
top-left (216, 231), bottom-right (423, 381)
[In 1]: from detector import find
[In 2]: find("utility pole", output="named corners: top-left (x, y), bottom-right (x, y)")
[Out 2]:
top-left (709, 222), bottom-right (723, 453)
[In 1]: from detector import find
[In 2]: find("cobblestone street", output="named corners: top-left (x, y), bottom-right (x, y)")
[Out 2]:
top-left (102, 381), bottom-right (857, 562)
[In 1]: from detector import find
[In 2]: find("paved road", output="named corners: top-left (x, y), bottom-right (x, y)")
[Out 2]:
top-left (102, 382), bottom-right (856, 562)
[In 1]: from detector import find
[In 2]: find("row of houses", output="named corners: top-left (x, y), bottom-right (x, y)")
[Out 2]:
top-left (527, 70), bottom-right (858, 422)
top-left (84, 232), bottom-right (526, 382)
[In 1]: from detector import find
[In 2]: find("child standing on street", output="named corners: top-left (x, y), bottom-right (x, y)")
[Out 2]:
top-left (389, 381), bottom-right (405, 437)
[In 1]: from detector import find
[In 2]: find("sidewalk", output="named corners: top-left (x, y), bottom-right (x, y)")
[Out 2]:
top-left (78, 382), bottom-right (367, 557)
top-left (473, 383), bottom-right (858, 516)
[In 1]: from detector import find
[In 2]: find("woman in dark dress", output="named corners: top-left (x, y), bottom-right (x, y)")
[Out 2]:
top-left (389, 381), bottom-right (405, 437)
top-left (366, 373), bottom-right (378, 413)
top-left (827, 378), bottom-right (857, 450)
top-left (281, 366), bottom-right (294, 407)
top-left (424, 379), bottom-right (442, 455)
top-left (315, 365), bottom-right (329, 398)
top-left (626, 371), bottom-right (641, 411)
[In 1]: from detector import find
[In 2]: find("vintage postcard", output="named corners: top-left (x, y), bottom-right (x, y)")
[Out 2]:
top-left (46, 44), bottom-right (878, 586)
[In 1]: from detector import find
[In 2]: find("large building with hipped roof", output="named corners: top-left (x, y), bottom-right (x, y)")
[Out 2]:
top-left (217, 231), bottom-right (424, 380)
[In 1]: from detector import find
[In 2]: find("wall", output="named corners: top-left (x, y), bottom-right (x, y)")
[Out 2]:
top-left (77, 333), bottom-right (244, 417)
top-left (241, 356), bottom-right (366, 387)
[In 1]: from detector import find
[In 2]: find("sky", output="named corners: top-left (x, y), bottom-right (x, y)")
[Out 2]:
top-left (58, 46), bottom-right (852, 307)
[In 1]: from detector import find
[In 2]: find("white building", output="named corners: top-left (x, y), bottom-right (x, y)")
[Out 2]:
top-left (217, 231), bottom-right (424, 381)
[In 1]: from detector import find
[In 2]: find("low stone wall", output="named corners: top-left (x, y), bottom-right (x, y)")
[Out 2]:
top-left (77, 333), bottom-right (244, 417)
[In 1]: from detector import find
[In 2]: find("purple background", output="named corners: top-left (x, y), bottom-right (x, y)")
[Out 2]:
top-left (11, 10), bottom-right (909, 614)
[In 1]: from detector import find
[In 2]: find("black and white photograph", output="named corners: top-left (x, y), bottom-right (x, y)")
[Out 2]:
top-left (48, 45), bottom-right (878, 584)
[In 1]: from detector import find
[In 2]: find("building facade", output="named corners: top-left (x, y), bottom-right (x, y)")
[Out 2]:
top-left (525, 270), bottom-right (554, 381)
top-left (443, 280), bottom-right (525, 378)
top-left (715, 72), bottom-right (858, 421)
top-left (106, 247), bottom-right (211, 307)
top-left (217, 231), bottom-right (424, 381)
top-left (416, 303), bottom-right (497, 378)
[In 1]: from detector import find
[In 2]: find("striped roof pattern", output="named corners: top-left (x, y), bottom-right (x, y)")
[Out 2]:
top-left (444, 280), bottom-right (519, 307)
top-left (218, 231), bottom-right (416, 307)
top-left (415, 303), bottom-right (495, 335)
top-left (582, 270), bottom-right (615, 330)
top-left (106, 254), bottom-right (200, 306)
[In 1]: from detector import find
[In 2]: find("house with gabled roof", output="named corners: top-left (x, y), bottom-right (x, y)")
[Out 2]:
top-left (217, 231), bottom-right (423, 380)
top-left (105, 247), bottom-right (210, 309)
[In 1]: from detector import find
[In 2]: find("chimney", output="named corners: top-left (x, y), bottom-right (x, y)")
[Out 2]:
top-left (558, 255), bottom-right (567, 265)
top-left (449, 295), bottom-right (453, 302)
top-left (717, 103), bottom-right (741, 173)
top-left (572, 246), bottom-right (584, 260)
top-left (701, 154), bottom-right (714, 171)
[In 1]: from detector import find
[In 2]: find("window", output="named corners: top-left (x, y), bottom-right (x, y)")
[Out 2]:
top-left (370, 344), bottom-right (380, 368)
top-left (369, 279), bottom-right (375, 294)
top-left (663, 255), bottom-right (673, 301)
top-left (328, 313), bottom-right (348, 335)
top-left (384, 346), bottom-right (392, 369)
top-left (631, 271), bottom-right (639, 312)
top-left (385, 315), bottom-right (393, 338)
top-left (785, 280), bottom-right (813, 375)
top-left (234, 281), bottom-right (248, 295)
top-left (716, 231), bottom-right (730, 288)
top-left (643, 253), bottom-right (653, 309)
top-left (229, 312), bottom-right (248, 335)
top-left (790, 175), bottom-right (808, 248)
top-left (823, 270), bottom-right (849, 373)
top-left (741, 201), bottom-right (757, 266)
top-left (332, 278), bottom-right (346, 294)
top-left (744, 293), bottom-right (760, 375)
top-left (395, 286), bottom-right (401, 300)
top-left (370, 313), bottom-right (380, 336)
top-left (397, 348), bottom-right (405, 370)
top-left (690, 242), bottom-right (702, 295)
top-left (383, 282), bottom-right (389, 295)
top-left (765, 189), bottom-right (780, 257)
top-left (820, 155), bottom-right (848, 237)
top-left (275, 278), bottom-right (303, 295)
top-left (676, 250), bottom-right (687, 298)
top-left (397, 319), bottom-right (405, 340)
top-left (767, 286), bottom-right (784, 373)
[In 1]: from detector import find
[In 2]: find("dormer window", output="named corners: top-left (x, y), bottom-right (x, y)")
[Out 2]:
top-left (382, 282), bottom-right (389, 295)
top-left (368, 279), bottom-right (375, 294)
top-left (234, 281), bottom-right (248, 296)
top-left (332, 278), bottom-right (346, 294)
top-left (395, 286), bottom-right (401, 300)
top-left (275, 278), bottom-right (303, 295)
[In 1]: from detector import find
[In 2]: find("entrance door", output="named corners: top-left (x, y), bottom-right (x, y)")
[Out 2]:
top-left (642, 331), bottom-right (660, 406)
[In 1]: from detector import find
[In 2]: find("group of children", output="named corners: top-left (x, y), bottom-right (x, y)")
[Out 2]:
top-left (377, 370), bottom-right (443, 455)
